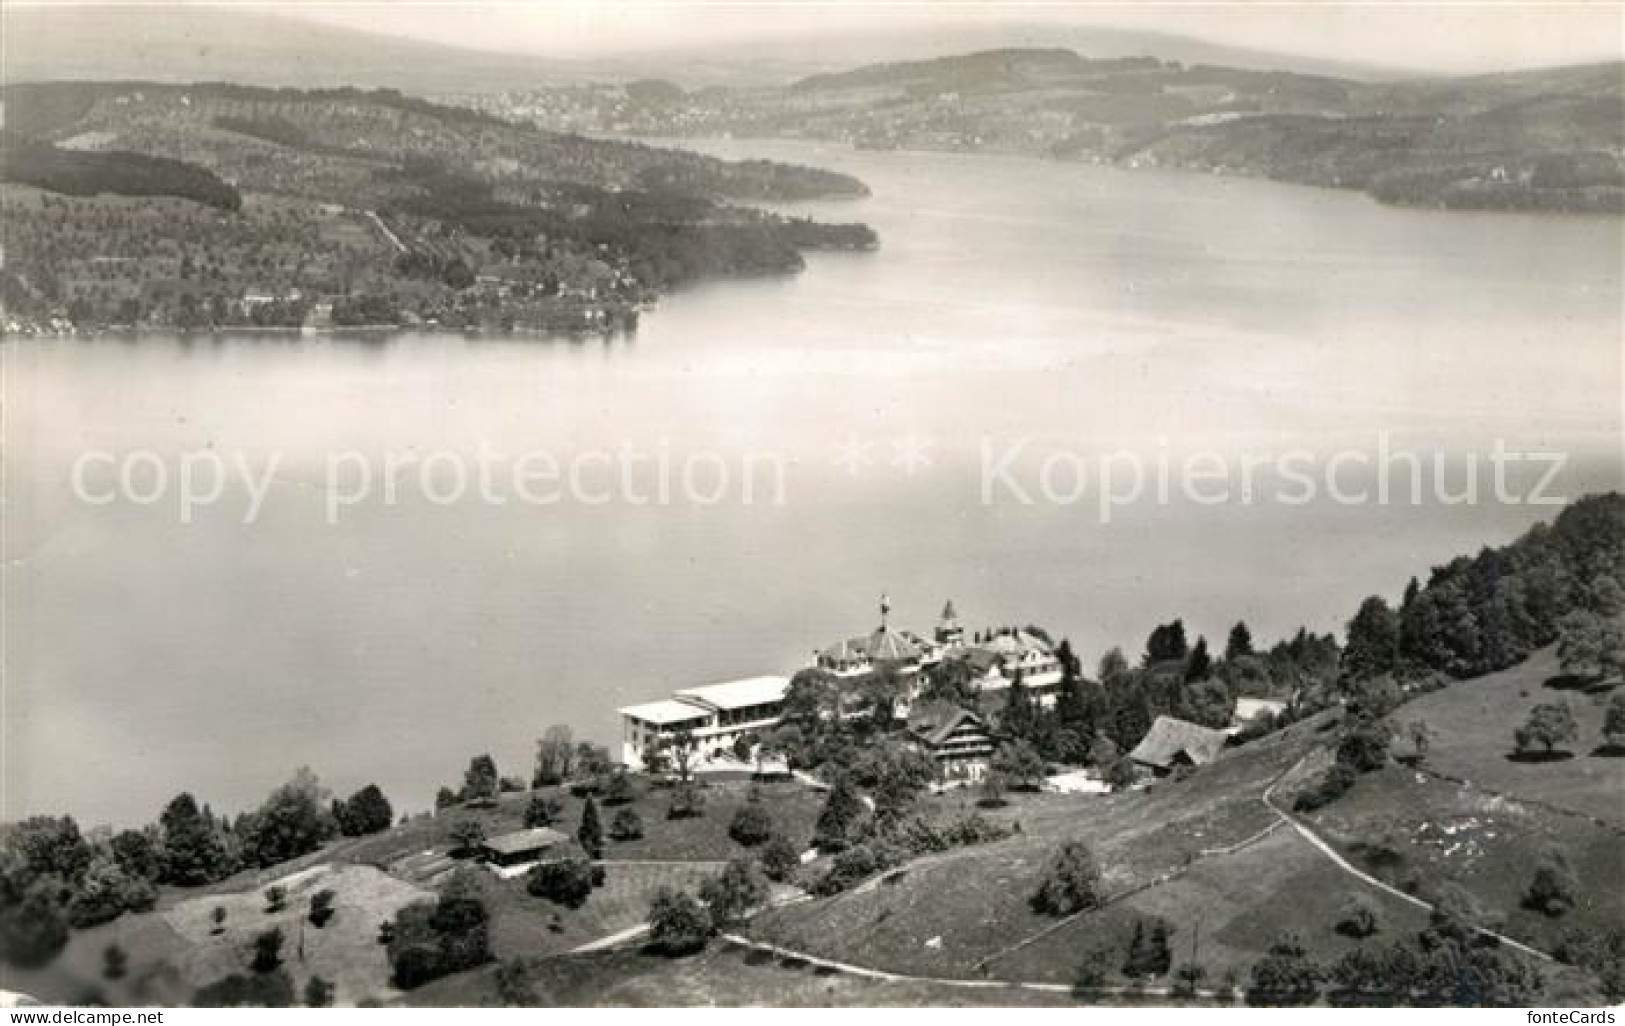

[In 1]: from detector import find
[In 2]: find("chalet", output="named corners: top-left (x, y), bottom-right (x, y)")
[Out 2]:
top-left (907, 701), bottom-right (995, 779)
top-left (479, 826), bottom-right (568, 869)
top-left (1129, 716), bottom-right (1229, 776)
top-left (951, 628), bottom-right (1063, 704)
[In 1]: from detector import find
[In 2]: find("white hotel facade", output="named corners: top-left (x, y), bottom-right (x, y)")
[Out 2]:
top-left (616, 599), bottom-right (1064, 769)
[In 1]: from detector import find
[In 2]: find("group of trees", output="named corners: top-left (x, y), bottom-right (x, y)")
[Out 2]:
top-left (386, 872), bottom-right (492, 989)
top-left (1343, 495), bottom-right (1623, 684)
top-left (1, 770), bottom-right (394, 972)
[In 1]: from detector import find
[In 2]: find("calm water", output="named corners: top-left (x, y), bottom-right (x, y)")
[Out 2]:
top-left (4, 141), bottom-right (1621, 827)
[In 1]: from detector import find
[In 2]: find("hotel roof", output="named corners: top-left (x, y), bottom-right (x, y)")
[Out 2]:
top-left (675, 675), bottom-right (791, 711)
top-left (618, 698), bottom-right (712, 725)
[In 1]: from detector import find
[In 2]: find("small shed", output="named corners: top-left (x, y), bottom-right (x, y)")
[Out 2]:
top-left (478, 827), bottom-right (568, 868)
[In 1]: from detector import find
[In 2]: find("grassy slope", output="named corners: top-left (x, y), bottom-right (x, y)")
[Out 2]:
top-left (1390, 647), bottom-right (1625, 824)
top-left (747, 715), bottom-right (1320, 979)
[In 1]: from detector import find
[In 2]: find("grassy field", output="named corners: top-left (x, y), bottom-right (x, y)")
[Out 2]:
top-left (993, 827), bottom-right (1432, 985)
top-left (1390, 647), bottom-right (1625, 825)
top-left (746, 716), bottom-right (1321, 979)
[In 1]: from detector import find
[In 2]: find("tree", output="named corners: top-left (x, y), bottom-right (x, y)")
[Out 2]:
top-left (535, 726), bottom-right (575, 786)
top-left (449, 820), bottom-right (486, 858)
top-left (1343, 597), bottom-right (1400, 680)
top-left (1075, 943), bottom-right (1115, 991)
top-left (648, 887), bottom-right (712, 956)
top-left (577, 798), bottom-right (604, 859)
top-left (386, 890), bottom-right (492, 989)
top-left (0, 879), bottom-right (69, 969)
top-left (67, 855), bottom-right (155, 927)
top-left (602, 770), bottom-right (635, 805)
top-left (241, 767), bottom-right (333, 868)
top-left (1226, 621), bottom-right (1255, 662)
top-left (609, 808), bottom-right (644, 842)
top-left (1105, 756), bottom-right (1139, 790)
top-left (1607, 693), bottom-right (1625, 748)
top-left (574, 743), bottom-right (614, 785)
top-left (251, 928), bottom-right (285, 973)
top-left (813, 775), bottom-right (865, 853)
top-left (309, 888), bottom-right (337, 927)
top-left (1186, 636), bottom-right (1212, 681)
top-left (463, 754), bottom-right (500, 803)
top-left (264, 885), bottom-right (288, 913)
top-left (992, 739), bottom-right (1047, 791)
top-left (1335, 893), bottom-right (1381, 938)
top-left (728, 806), bottom-right (775, 848)
top-left (1406, 720), bottom-right (1436, 764)
top-left (1030, 840), bottom-right (1103, 916)
top-left (435, 787), bottom-right (460, 811)
top-left (102, 943), bottom-right (128, 981)
top-left (698, 858), bottom-right (770, 924)
top-left (1124, 918), bottom-right (1173, 977)
top-left (1144, 620), bottom-right (1189, 666)
top-left (1247, 932), bottom-right (1321, 1005)
top-left (7, 816), bottom-right (92, 880)
top-left (303, 975), bottom-right (334, 1008)
top-left (1525, 849), bottom-right (1579, 916)
top-left (109, 829), bottom-right (162, 883)
top-left (1337, 716), bottom-right (1393, 773)
top-left (494, 959), bottom-right (537, 1006)
top-left (668, 783), bottom-right (705, 820)
top-left (526, 859), bottom-right (594, 908)
top-left (1558, 609), bottom-right (1625, 681)
top-left (1098, 646), bottom-right (1130, 683)
top-left (211, 906), bottom-right (228, 934)
top-left (1515, 703), bottom-right (1579, 756)
top-left (759, 834), bottom-right (801, 882)
top-left (665, 731), bottom-right (698, 784)
top-left (524, 795), bottom-right (563, 828)
top-left (335, 784), bottom-right (393, 837)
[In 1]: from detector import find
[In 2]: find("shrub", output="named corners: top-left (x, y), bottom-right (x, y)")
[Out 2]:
top-left (1335, 893), bottom-right (1381, 938)
top-left (648, 887), bottom-right (712, 956)
top-left (609, 808), bottom-right (644, 842)
top-left (1525, 849), bottom-right (1579, 916)
top-left (699, 858), bottom-right (771, 924)
top-left (1293, 764), bottom-right (1357, 812)
top-left (1123, 918), bottom-right (1173, 977)
top-left (102, 943), bottom-right (127, 981)
top-left (602, 771), bottom-right (635, 806)
top-left (668, 783), bottom-right (705, 820)
top-left (812, 775), bottom-right (864, 851)
top-left (1247, 932), bottom-right (1321, 1006)
top-left (263, 885), bottom-right (288, 913)
top-left (1074, 944), bottom-right (1115, 991)
top-left (386, 893), bottom-right (492, 989)
top-left (308, 888), bottom-right (337, 928)
top-left (526, 858), bottom-right (595, 909)
top-left (303, 975), bottom-right (333, 1008)
top-left (523, 795), bottom-right (563, 828)
top-left (759, 833), bottom-right (801, 882)
top-left (1030, 841), bottom-right (1103, 916)
top-left (728, 806), bottom-right (775, 848)
top-left (449, 820), bottom-right (486, 857)
top-left (250, 928), bottom-right (284, 973)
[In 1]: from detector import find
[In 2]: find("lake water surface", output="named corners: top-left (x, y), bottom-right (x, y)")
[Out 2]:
top-left (4, 140), bottom-right (1620, 826)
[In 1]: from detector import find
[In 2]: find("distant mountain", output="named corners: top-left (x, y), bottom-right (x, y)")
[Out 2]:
top-left (519, 47), bottom-right (1623, 214)
top-left (3, 6), bottom-right (1403, 96)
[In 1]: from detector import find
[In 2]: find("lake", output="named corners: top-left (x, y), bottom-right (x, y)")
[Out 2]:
top-left (4, 140), bottom-right (1620, 827)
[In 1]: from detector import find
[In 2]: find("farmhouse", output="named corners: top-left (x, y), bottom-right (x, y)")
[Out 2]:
top-left (907, 701), bottom-right (995, 779)
top-left (1129, 715), bottom-right (1229, 775)
top-left (479, 826), bottom-right (569, 868)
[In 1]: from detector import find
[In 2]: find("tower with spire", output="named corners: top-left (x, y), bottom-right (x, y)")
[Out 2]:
top-left (936, 599), bottom-right (964, 647)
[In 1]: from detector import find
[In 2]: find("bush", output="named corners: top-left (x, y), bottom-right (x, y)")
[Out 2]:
top-left (386, 893), bottom-right (492, 989)
top-left (303, 975), bottom-right (334, 1008)
top-left (698, 858), bottom-right (771, 924)
top-left (668, 783), bottom-right (705, 820)
top-left (309, 888), bottom-right (337, 928)
top-left (263, 885), bottom-right (288, 913)
top-left (250, 928), bottom-right (284, 973)
top-left (1124, 918), bottom-right (1173, 977)
top-left (523, 795), bottom-right (562, 828)
top-left (1293, 764), bottom-right (1357, 812)
top-left (102, 944), bottom-right (127, 981)
top-left (1031, 841), bottom-right (1103, 916)
top-left (1247, 932), bottom-right (1321, 1006)
top-left (609, 808), bottom-right (644, 842)
top-left (648, 887), bottom-right (712, 956)
top-left (728, 806), bottom-right (775, 848)
top-left (526, 858), bottom-right (595, 909)
top-left (759, 834), bottom-right (801, 882)
top-left (1335, 893), bottom-right (1381, 938)
top-left (193, 969), bottom-right (294, 1007)
top-left (1525, 850), bottom-right (1579, 916)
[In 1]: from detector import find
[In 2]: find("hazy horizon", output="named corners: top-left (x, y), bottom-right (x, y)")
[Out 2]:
top-left (5, 0), bottom-right (1624, 77)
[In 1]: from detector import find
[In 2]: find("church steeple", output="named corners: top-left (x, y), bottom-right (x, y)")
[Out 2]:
top-left (936, 598), bottom-right (964, 647)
